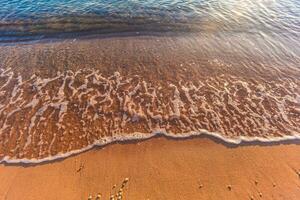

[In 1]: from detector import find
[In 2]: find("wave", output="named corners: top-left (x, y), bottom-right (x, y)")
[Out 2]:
top-left (1, 0), bottom-right (299, 43)
top-left (0, 15), bottom-right (199, 43)
top-left (2, 130), bottom-right (300, 164)
top-left (0, 66), bottom-right (299, 164)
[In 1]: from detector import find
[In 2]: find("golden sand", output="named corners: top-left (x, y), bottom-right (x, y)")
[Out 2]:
top-left (1, 137), bottom-right (300, 200)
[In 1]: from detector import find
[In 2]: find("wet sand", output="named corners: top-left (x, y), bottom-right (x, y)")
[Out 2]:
top-left (1, 137), bottom-right (300, 200)
top-left (0, 35), bottom-right (299, 199)
top-left (0, 35), bottom-right (299, 161)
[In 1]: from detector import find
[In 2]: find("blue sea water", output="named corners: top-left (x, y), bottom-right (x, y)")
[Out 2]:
top-left (0, 0), bottom-right (299, 43)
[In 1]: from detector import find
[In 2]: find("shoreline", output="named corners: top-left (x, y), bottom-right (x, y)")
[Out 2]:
top-left (2, 131), bottom-right (300, 165)
top-left (1, 136), bottom-right (300, 200)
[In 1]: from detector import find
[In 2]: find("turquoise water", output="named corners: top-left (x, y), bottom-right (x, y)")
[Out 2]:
top-left (0, 0), bottom-right (299, 43)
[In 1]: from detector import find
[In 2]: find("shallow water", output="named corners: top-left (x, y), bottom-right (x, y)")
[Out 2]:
top-left (1, 0), bottom-right (299, 65)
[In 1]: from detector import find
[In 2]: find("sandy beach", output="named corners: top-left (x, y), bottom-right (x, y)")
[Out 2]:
top-left (1, 137), bottom-right (300, 200)
top-left (0, 35), bottom-right (299, 200)
top-left (1, 0), bottom-right (300, 199)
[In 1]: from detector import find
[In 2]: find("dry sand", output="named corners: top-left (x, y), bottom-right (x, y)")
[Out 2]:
top-left (1, 137), bottom-right (300, 200)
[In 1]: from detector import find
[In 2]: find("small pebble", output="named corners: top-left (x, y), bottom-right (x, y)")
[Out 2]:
top-left (250, 196), bottom-right (254, 200)
top-left (273, 183), bottom-right (276, 187)
top-left (255, 180), bottom-right (258, 185)
top-left (199, 184), bottom-right (203, 189)
top-left (96, 193), bottom-right (101, 200)
top-left (259, 192), bottom-right (263, 197)
top-left (227, 185), bottom-right (232, 191)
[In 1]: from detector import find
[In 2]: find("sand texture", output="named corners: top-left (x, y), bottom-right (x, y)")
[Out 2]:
top-left (1, 137), bottom-right (300, 200)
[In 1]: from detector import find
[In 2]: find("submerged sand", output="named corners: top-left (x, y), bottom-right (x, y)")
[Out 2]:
top-left (1, 137), bottom-right (300, 200)
top-left (0, 34), bottom-right (299, 161)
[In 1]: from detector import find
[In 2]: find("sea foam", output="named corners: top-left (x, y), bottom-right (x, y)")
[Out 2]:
top-left (2, 130), bottom-right (300, 164)
top-left (0, 67), bottom-right (299, 163)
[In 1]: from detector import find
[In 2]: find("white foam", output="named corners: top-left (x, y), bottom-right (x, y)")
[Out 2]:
top-left (0, 68), bottom-right (299, 164)
top-left (1, 130), bottom-right (300, 164)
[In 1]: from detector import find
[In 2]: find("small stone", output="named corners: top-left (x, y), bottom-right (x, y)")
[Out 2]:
top-left (227, 185), bottom-right (232, 191)
top-left (112, 184), bottom-right (117, 189)
top-left (88, 195), bottom-right (92, 200)
top-left (259, 192), bottom-right (263, 197)
top-left (96, 193), bottom-right (101, 200)
top-left (273, 183), bottom-right (276, 187)
top-left (255, 180), bottom-right (258, 185)
top-left (250, 196), bottom-right (254, 200)
top-left (199, 184), bottom-right (203, 189)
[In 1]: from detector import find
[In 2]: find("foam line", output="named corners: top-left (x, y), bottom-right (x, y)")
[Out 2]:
top-left (0, 68), bottom-right (299, 163)
top-left (1, 130), bottom-right (300, 164)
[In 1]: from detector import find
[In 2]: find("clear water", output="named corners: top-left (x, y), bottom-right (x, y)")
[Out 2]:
top-left (0, 0), bottom-right (299, 43)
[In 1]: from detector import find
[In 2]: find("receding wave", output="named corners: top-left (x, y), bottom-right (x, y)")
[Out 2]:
top-left (0, 66), bottom-right (299, 163)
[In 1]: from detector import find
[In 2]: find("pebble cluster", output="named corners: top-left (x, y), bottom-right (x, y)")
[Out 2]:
top-left (88, 178), bottom-right (129, 200)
